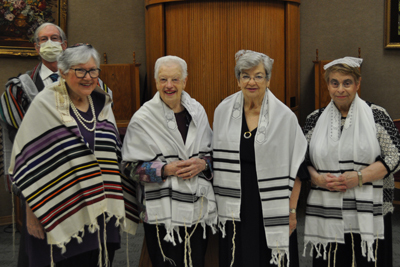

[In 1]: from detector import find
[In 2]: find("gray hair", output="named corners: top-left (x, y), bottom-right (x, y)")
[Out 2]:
top-left (234, 50), bottom-right (274, 81)
top-left (154, 56), bottom-right (188, 80)
top-left (34, 22), bottom-right (67, 43)
top-left (57, 45), bottom-right (100, 74)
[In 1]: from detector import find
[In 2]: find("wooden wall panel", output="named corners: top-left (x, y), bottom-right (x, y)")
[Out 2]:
top-left (285, 1), bottom-right (301, 117)
top-left (164, 0), bottom-right (286, 123)
top-left (145, 4), bottom-right (166, 97)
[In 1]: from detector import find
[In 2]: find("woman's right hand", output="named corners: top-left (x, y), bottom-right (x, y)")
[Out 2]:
top-left (163, 161), bottom-right (183, 178)
top-left (26, 202), bottom-right (45, 239)
top-left (313, 173), bottom-right (347, 192)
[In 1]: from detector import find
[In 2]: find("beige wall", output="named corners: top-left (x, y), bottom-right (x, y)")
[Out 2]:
top-left (0, 0), bottom-right (146, 217)
top-left (1, 0), bottom-right (400, 217)
top-left (300, 0), bottom-right (400, 124)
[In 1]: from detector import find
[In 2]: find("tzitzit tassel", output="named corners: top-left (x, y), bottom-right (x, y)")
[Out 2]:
top-left (50, 244), bottom-right (55, 267)
top-left (328, 243), bottom-right (332, 267)
top-left (184, 222), bottom-right (189, 267)
top-left (12, 190), bottom-right (15, 258)
top-left (374, 232), bottom-right (379, 267)
top-left (183, 197), bottom-right (205, 267)
top-left (333, 236), bottom-right (338, 267)
top-left (126, 232), bottom-right (130, 267)
top-left (350, 227), bottom-right (355, 267)
top-left (277, 241), bottom-right (281, 267)
top-left (230, 213), bottom-right (236, 267)
top-left (103, 213), bottom-right (109, 267)
top-left (156, 216), bottom-right (176, 266)
top-left (98, 226), bottom-right (103, 267)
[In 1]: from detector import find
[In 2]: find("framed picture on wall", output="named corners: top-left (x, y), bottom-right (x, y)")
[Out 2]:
top-left (0, 0), bottom-right (67, 57)
top-left (385, 0), bottom-right (400, 48)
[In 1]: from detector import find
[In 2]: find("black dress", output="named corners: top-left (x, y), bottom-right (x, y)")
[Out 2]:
top-left (219, 112), bottom-right (299, 267)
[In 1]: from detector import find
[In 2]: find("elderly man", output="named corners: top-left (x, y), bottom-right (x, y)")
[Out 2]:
top-left (122, 55), bottom-right (217, 267)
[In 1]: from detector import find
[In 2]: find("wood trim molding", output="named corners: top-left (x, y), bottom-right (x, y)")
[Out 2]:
top-left (0, 215), bottom-right (12, 226)
top-left (145, 0), bottom-right (300, 8)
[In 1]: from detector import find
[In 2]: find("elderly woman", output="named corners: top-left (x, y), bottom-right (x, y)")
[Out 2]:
top-left (303, 57), bottom-right (400, 266)
top-left (213, 50), bottom-right (308, 267)
top-left (8, 44), bottom-right (138, 267)
top-left (122, 55), bottom-right (217, 267)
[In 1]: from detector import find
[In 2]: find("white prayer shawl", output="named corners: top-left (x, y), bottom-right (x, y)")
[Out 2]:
top-left (122, 91), bottom-right (217, 243)
top-left (305, 94), bottom-right (383, 262)
top-left (213, 89), bottom-right (307, 265)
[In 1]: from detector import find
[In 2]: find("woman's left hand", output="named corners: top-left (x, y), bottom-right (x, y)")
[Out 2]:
top-left (175, 158), bottom-right (206, 180)
top-left (333, 171), bottom-right (358, 189)
top-left (289, 213), bottom-right (297, 236)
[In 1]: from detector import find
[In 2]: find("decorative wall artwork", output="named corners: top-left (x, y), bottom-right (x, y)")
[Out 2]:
top-left (385, 0), bottom-right (400, 48)
top-left (0, 0), bottom-right (67, 57)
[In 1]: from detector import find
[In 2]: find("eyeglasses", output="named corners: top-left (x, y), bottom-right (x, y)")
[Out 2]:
top-left (240, 75), bottom-right (266, 84)
top-left (38, 35), bottom-right (62, 44)
top-left (70, 68), bottom-right (101, 78)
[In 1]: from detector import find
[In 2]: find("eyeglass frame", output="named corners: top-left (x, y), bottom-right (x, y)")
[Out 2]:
top-left (240, 74), bottom-right (267, 84)
top-left (37, 34), bottom-right (64, 44)
top-left (69, 68), bottom-right (101, 78)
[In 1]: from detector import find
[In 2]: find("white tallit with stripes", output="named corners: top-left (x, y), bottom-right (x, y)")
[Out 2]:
top-left (122, 91), bottom-right (217, 243)
top-left (213, 89), bottom-right (307, 264)
top-left (304, 94), bottom-right (383, 262)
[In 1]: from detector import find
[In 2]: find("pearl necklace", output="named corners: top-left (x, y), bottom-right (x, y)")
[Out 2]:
top-left (69, 95), bottom-right (96, 131)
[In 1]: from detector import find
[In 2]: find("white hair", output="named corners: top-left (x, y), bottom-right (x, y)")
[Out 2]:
top-left (234, 50), bottom-right (274, 81)
top-left (154, 56), bottom-right (188, 80)
top-left (57, 45), bottom-right (100, 74)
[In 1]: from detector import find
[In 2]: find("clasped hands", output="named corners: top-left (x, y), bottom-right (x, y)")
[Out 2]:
top-left (163, 158), bottom-right (207, 180)
top-left (313, 171), bottom-right (359, 192)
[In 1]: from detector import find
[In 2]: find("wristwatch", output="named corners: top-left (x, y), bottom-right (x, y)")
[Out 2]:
top-left (357, 171), bottom-right (363, 187)
top-left (289, 208), bottom-right (296, 214)
top-left (204, 162), bottom-right (209, 171)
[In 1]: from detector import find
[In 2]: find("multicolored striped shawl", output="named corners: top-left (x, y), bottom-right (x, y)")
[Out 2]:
top-left (8, 79), bottom-right (139, 249)
top-left (122, 91), bottom-right (217, 243)
top-left (0, 63), bottom-right (112, 183)
top-left (213, 89), bottom-right (307, 265)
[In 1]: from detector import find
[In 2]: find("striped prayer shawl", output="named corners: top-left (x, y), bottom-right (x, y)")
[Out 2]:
top-left (0, 64), bottom-right (111, 179)
top-left (9, 79), bottom-right (139, 248)
top-left (213, 89), bottom-right (307, 264)
top-left (122, 91), bottom-right (217, 242)
top-left (304, 94), bottom-right (383, 262)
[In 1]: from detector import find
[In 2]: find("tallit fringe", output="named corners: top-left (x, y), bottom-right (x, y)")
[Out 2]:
top-left (229, 216), bottom-right (236, 267)
top-left (12, 190), bottom-right (15, 259)
top-left (51, 218), bottom-right (100, 254)
top-left (50, 244), bottom-right (55, 267)
top-left (218, 220), bottom-right (227, 238)
top-left (156, 217), bottom-right (176, 266)
top-left (304, 237), bottom-right (378, 266)
top-left (103, 213), bottom-right (110, 267)
top-left (183, 196), bottom-right (204, 267)
top-left (270, 247), bottom-right (288, 267)
top-left (97, 226), bottom-right (103, 267)
top-left (126, 232), bottom-right (130, 267)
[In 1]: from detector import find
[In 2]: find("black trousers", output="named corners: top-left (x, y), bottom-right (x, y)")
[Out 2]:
top-left (52, 247), bottom-right (116, 267)
top-left (313, 213), bottom-right (392, 267)
top-left (144, 223), bottom-right (208, 267)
